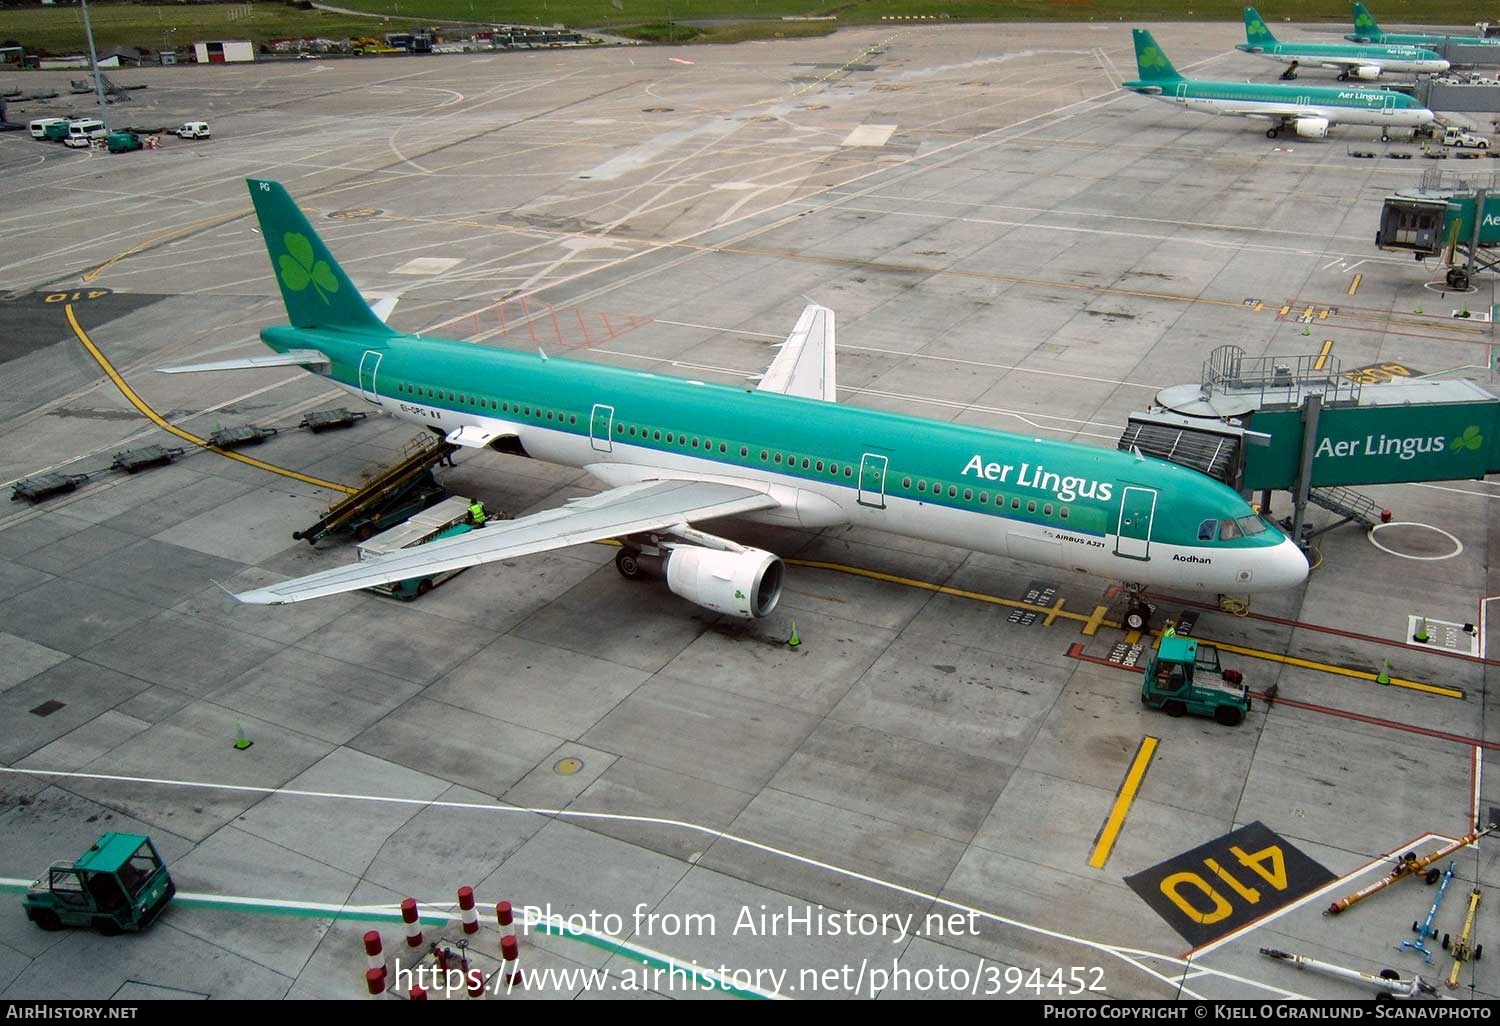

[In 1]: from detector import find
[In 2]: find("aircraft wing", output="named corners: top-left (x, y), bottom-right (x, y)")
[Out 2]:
top-left (158, 349), bottom-right (331, 374)
top-left (1235, 105), bottom-right (1324, 123)
top-left (1315, 57), bottom-right (1374, 70)
top-left (755, 303), bottom-right (836, 402)
top-left (232, 479), bottom-right (780, 605)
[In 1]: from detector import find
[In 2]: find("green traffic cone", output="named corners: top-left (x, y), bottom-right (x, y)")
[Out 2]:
top-left (234, 722), bottom-right (253, 751)
top-left (1376, 658), bottom-right (1391, 685)
top-left (1413, 617), bottom-right (1430, 644)
top-left (787, 622), bottom-right (801, 649)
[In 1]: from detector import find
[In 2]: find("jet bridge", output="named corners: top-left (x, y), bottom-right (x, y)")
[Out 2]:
top-left (1377, 168), bottom-right (1500, 287)
top-left (1138, 345), bottom-right (1500, 545)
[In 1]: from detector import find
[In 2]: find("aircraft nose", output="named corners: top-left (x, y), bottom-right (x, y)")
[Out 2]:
top-left (1262, 537), bottom-right (1309, 590)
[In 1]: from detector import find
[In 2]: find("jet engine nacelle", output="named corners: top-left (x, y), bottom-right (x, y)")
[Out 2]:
top-left (664, 544), bottom-right (784, 619)
top-left (1294, 117), bottom-right (1330, 139)
top-left (1353, 65), bottom-right (1381, 80)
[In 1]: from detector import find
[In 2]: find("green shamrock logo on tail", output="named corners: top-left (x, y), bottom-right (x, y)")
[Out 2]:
top-left (278, 232), bottom-right (338, 304)
top-left (1355, 11), bottom-right (1376, 31)
top-left (1452, 425), bottom-right (1484, 452)
top-left (1139, 46), bottom-right (1168, 71)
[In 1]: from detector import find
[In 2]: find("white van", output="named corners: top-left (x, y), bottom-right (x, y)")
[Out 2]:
top-left (63, 119), bottom-right (107, 148)
top-left (29, 117), bottom-right (68, 140)
top-left (174, 121), bottom-right (210, 140)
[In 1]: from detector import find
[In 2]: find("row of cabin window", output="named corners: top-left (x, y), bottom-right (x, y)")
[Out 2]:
top-left (620, 426), bottom-right (862, 478)
top-left (900, 476), bottom-right (1070, 519)
top-left (396, 382), bottom-right (580, 425)
top-left (388, 391), bottom-right (1065, 519)
top-left (392, 387), bottom-right (860, 479)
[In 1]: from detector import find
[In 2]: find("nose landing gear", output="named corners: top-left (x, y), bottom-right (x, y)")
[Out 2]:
top-left (1122, 585), bottom-right (1154, 632)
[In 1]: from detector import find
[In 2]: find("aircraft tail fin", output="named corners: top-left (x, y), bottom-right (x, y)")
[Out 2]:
top-left (246, 178), bottom-right (395, 335)
top-left (1351, 2), bottom-right (1382, 39)
top-left (1131, 29), bottom-right (1184, 82)
top-left (1243, 8), bottom-right (1278, 47)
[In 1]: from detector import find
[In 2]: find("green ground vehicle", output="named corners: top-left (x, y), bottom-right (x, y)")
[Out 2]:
top-left (1140, 634), bottom-right (1251, 726)
top-left (106, 130), bottom-right (142, 153)
top-left (23, 833), bottom-right (175, 933)
top-left (42, 120), bottom-right (71, 141)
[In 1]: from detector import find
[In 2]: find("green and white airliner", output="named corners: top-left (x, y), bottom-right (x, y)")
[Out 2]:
top-left (162, 180), bottom-right (1308, 628)
top-left (1237, 6), bottom-right (1449, 80)
top-left (1347, 3), bottom-right (1500, 48)
top-left (1126, 28), bottom-right (1436, 140)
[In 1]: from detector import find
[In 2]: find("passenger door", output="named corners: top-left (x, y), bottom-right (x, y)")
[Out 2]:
top-left (590, 403), bottom-right (614, 453)
top-left (1115, 486), bottom-right (1157, 560)
top-left (857, 452), bottom-right (889, 509)
top-left (358, 350), bottom-right (382, 405)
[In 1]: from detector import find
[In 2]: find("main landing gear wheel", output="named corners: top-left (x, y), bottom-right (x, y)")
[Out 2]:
top-left (1266, 127), bottom-right (1280, 139)
top-left (615, 547), bottom-right (647, 581)
top-left (1446, 267), bottom-right (1471, 290)
top-left (1381, 130), bottom-right (1391, 143)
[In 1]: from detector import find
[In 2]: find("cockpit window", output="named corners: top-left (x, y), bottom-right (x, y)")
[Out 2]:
top-left (1236, 514), bottom-right (1268, 536)
top-left (1198, 519), bottom-right (1218, 542)
top-left (1219, 518), bottom-right (1242, 541)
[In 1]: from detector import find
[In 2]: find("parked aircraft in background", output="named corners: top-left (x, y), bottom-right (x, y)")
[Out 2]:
top-left (160, 179), bottom-right (1308, 630)
top-left (1126, 28), bottom-right (1437, 140)
top-left (1347, 3), bottom-right (1500, 48)
top-left (1238, 6), bottom-right (1449, 80)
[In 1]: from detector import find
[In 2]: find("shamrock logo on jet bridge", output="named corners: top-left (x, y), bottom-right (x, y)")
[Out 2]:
top-left (278, 231), bottom-right (339, 304)
top-left (1451, 425), bottom-right (1484, 452)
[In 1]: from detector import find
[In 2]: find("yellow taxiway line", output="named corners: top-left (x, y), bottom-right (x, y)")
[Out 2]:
top-left (1089, 736), bottom-right (1158, 869)
top-left (66, 305), bottom-right (355, 495)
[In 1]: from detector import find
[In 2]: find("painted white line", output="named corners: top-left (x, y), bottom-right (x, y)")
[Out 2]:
top-left (1367, 521), bottom-right (1464, 561)
top-left (1413, 482), bottom-right (1500, 500)
top-left (1473, 747), bottom-right (1484, 839)
top-left (1478, 596), bottom-right (1500, 660)
top-left (0, 766), bottom-right (1302, 999)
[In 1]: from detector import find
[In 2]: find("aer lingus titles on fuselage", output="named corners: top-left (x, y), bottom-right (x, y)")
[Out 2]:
top-left (1238, 6), bottom-right (1448, 80)
top-left (158, 179), bottom-right (1307, 626)
top-left (1125, 28), bottom-right (1436, 140)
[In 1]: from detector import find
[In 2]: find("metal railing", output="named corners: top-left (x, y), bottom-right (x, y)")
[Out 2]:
top-left (1202, 345), bottom-right (1361, 408)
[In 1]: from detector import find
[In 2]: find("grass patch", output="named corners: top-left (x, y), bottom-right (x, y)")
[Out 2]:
top-left (2, 4), bottom-right (428, 57)
top-left (4, 0), bottom-right (1499, 55)
top-left (614, 19), bottom-right (835, 43)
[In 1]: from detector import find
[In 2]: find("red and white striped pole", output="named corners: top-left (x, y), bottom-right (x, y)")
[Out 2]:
top-left (495, 900), bottom-right (513, 928)
top-left (363, 930), bottom-right (385, 979)
top-left (401, 898), bottom-right (423, 949)
top-left (458, 886), bottom-right (480, 935)
top-left (409, 984), bottom-right (427, 1001)
top-left (501, 934), bottom-right (522, 989)
top-left (365, 967), bottom-right (386, 996)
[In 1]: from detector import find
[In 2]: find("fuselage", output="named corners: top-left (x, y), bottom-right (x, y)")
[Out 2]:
top-left (1236, 41), bottom-right (1448, 74)
top-left (264, 324), bottom-right (1308, 596)
top-left (1125, 78), bottom-right (1436, 129)
top-left (1348, 30), bottom-right (1500, 47)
